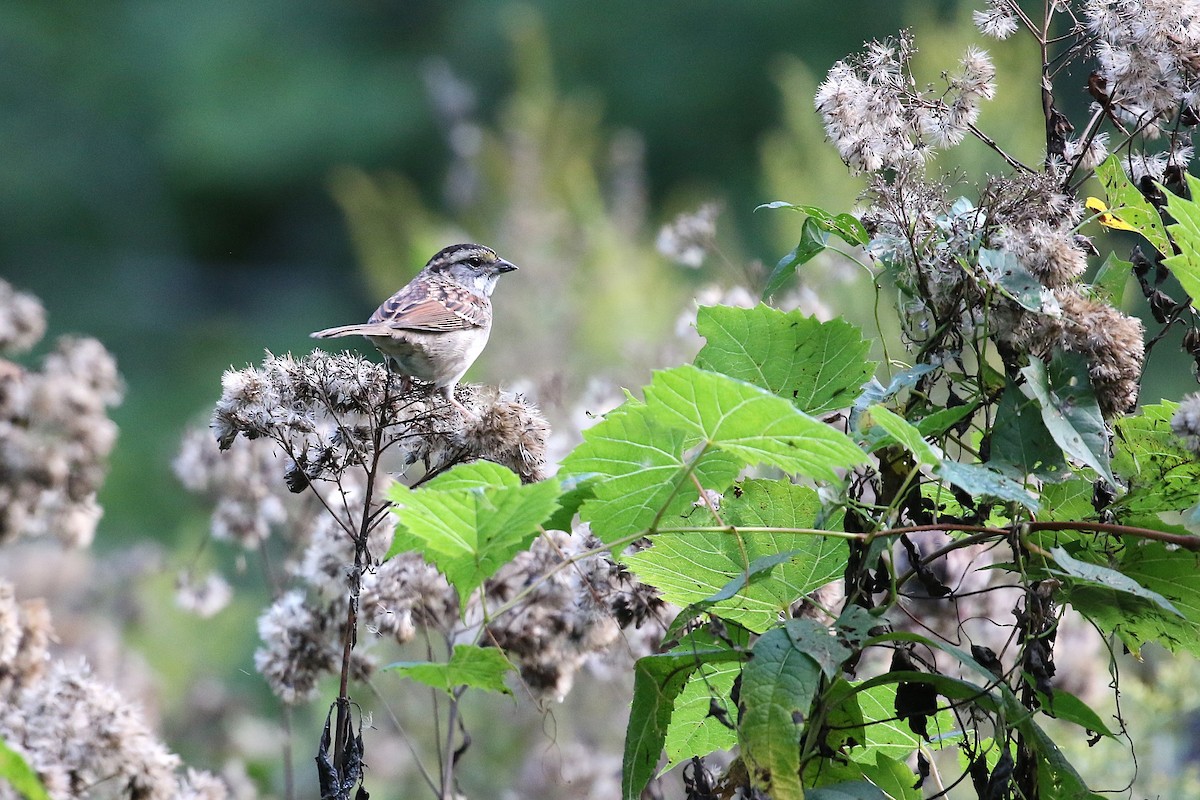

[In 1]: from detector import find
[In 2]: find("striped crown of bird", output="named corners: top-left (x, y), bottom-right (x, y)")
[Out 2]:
top-left (311, 243), bottom-right (517, 415)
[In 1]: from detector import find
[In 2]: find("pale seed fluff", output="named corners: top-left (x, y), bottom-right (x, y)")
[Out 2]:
top-left (1172, 393), bottom-right (1200, 454)
top-left (0, 280), bottom-right (46, 355)
top-left (253, 590), bottom-right (338, 705)
top-left (1084, 0), bottom-right (1200, 133)
top-left (175, 570), bottom-right (233, 618)
top-left (1062, 132), bottom-right (1111, 170)
top-left (656, 203), bottom-right (721, 268)
top-left (973, 5), bottom-right (1019, 39)
top-left (816, 36), bottom-right (995, 173)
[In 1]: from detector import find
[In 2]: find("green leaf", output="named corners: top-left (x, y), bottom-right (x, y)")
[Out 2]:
top-left (0, 738), bottom-right (50, 800)
top-left (695, 304), bottom-right (876, 415)
top-left (1066, 538), bottom-right (1200, 657)
top-left (756, 202), bottom-right (869, 246)
top-left (765, 216), bottom-right (831, 298)
top-left (978, 248), bottom-right (1048, 312)
top-left (645, 365), bottom-right (866, 480)
top-left (1096, 154), bottom-right (1170, 254)
top-left (1035, 687), bottom-right (1117, 739)
top-left (861, 405), bottom-right (941, 466)
top-left (562, 366), bottom-right (865, 544)
top-left (858, 753), bottom-right (923, 800)
top-left (1164, 173), bottom-right (1200, 307)
top-left (386, 461), bottom-right (561, 604)
top-left (1113, 402), bottom-right (1200, 516)
top-left (543, 472), bottom-right (598, 532)
top-left (1114, 543), bottom-right (1200, 655)
top-left (1092, 251), bottom-right (1131, 305)
top-left (861, 405), bottom-right (1038, 509)
top-left (1020, 353), bottom-right (1116, 486)
top-left (913, 403), bottom-right (976, 437)
top-left (990, 374), bottom-right (1071, 482)
top-left (1025, 718), bottom-right (1104, 800)
top-left (823, 681), bottom-right (960, 765)
top-left (1051, 546), bottom-right (1182, 617)
top-left (739, 623), bottom-right (825, 799)
top-left (663, 643), bottom-right (743, 770)
top-left (623, 480), bottom-right (848, 631)
top-left (806, 782), bottom-right (890, 800)
top-left (934, 461), bottom-right (1039, 511)
top-left (623, 647), bottom-right (742, 800)
top-left (562, 397), bottom-right (743, 544)
top-left (385, 644), bottom-right (514, 695)
top-left (853, 364), bottom-right (937, 413)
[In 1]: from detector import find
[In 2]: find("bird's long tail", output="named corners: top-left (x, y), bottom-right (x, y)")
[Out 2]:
top-left (310, 324), bottom-right (392, 339)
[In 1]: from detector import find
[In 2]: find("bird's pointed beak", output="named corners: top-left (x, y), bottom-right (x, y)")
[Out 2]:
top-left (495, 259), bottom-right (518, 274)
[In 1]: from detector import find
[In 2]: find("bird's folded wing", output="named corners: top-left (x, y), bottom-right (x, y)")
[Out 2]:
top-left (368, 278), bottom-right (490, 332)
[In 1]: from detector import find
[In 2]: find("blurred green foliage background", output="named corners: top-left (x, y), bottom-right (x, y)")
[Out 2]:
top-left (6, 1), bottom-right (1200, 796)
top-left (2, 0), bottom-right (936, 545)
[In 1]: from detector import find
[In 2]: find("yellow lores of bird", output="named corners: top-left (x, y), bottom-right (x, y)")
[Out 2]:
top-left (311, 243), bottom-right (518, 416)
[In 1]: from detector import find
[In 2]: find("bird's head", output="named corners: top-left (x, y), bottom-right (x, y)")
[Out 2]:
top-left (425, 243), bottom-right (518, 295)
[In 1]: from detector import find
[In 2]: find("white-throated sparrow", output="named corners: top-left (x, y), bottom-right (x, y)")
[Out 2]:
top-left (311, 243), bottom-right (517, 415)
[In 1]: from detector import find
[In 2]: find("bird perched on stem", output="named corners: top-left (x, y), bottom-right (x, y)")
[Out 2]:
top-left (311, 243), bottom-right (517, 416)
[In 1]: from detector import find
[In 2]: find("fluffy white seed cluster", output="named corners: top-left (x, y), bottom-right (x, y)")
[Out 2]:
top-left (656, 203), bottom-right (721, 268)
top-left (174, 429), bottom-right (286, 551)
top-left (0, 581), bottom-right (228, 800)
top-left (1172, 393), bottom-right (1200, 453)
top-left (174, 570), bottom-right (233, 619)
top-left (815, 34), bottom-right (996, 173)
top-left (973, 2), bottom-right (1020, 39)
top-left (0, 280), bottom-right (46, 355)
top-left (863, 170), bottom-right (1145, 416)
top-left (1085, 0), bottom-right (1200, 138)
top-left (482, 528), bottom-right (666, 701)
top-left (209, 351), bottom-right (550, 487)
top-left (253, 590), bottom-right (343, 706)
top-left (190, 346), bottom-right (674, 710)
top-left (0, 280), bottom-right (123, 548)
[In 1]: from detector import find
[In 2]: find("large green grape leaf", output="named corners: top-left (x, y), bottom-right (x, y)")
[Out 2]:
top-left (1164, 172), bottom-right (1200, 307)
top-left (1113, 401), bottom-right (1200, 517)
top-left (385, 644), bottom-right (514, 695)
top-left (561, 366), bottom-right (865, 543)
top-left (647, 365), bottom-right (865, 479)
top-left (823, 682), bottom-right (961, 766)
top-left (1065, 537), bottom-right (1200, 658)
top-left (561, 398), bottom-right (742, 544)
top-left (623, 644), bottom-right (743, 800)
top-left (1051, 547), bottom-right (1182, 617)
top-left (662, 659), bottom-right (740, 770)
top-left (1096, 154), bottom-right (1170, 254)
top-left (695, 304), bottom-right (876, 415)
top-left (386, 461), bottom-right (561, 604)
top-left (623, 480), bottom-right (848, 631)
top-left (740, 620), bottom-right (844, 798)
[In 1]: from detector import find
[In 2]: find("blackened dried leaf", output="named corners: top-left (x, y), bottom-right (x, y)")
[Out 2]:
top-left (900, 534), bottom-right (951, 598)
top-left (970, 645), bottom-right (1004, 680)
top-left (316, 705), bottom-right (367, 800)
top-left (891, 648), bottom-right (939, 741)
top-left (985, 748), bottom-right (1014, 800)
top-left (284, 458), bottom-right (310, 493)
top-left (914, 751), bottom-right (930, 789)
top-left (969, 752), bottom-right (990, 796)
